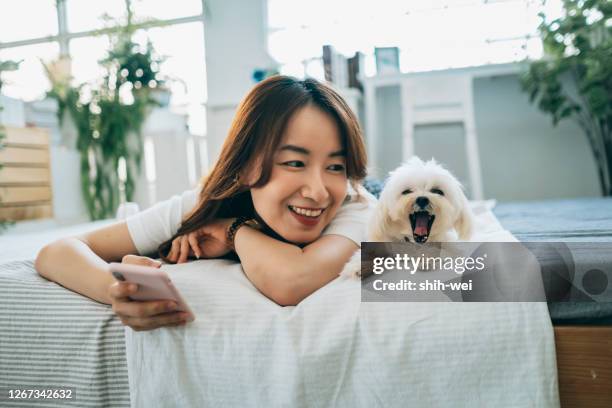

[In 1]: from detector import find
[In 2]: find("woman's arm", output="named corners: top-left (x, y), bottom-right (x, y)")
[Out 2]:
top-left (35, 221), bottom-right (137, 304)
top-left (170, 196), bottom-right (374, 306)
top-left (234, 226), bottom-right (358, 306)
top-left (36, 221), bottom-right (190, 330)
top-left (168, 220), bottom-right (357, 306)
top-left (37, 189), bottom-right (199, 304)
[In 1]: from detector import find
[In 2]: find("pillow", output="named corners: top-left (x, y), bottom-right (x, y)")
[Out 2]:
top-left (362, 178), bottom-right (384, 198)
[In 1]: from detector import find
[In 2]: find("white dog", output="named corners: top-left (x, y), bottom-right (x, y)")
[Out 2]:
top-left (341, 157), bottom-right (474, 278)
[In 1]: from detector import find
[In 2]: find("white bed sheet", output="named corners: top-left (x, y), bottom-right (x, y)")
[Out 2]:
top-left (0, 220), bottom-right (113, 263)
top-left (125, 204), bottom-right (560, 408)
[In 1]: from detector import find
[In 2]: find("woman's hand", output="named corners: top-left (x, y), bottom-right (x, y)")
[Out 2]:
top-left (166, 218), bottom-right (235, 264)
top-left (108, 255), bottom-right (190, 331)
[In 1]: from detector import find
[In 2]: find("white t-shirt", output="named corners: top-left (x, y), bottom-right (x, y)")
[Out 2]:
top-left (126, 184), bottom-right (377, 256)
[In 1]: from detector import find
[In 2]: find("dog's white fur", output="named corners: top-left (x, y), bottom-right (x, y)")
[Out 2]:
top-left (341, 157), bottom-right (474, 278)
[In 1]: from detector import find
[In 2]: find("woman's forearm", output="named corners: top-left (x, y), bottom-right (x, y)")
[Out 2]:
top-left (35, 238), bottom-right (115, 304)
top-left (233, 227), bottom-right (339, 306)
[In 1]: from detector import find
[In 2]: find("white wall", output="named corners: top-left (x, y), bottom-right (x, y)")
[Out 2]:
top-left (473, 74), bottom-right (600, 201)
top-left (368, 73), bottom-right (601, 201)
top-left (134, 108), bottom-right (196, 208)
top-left (203, 0), bottom-right (277, 164)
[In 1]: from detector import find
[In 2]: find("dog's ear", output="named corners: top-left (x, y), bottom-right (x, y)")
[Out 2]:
top-left (454, 192), bottom-right (474, 241)
top-left (367, 197), bottom-right (394, 241)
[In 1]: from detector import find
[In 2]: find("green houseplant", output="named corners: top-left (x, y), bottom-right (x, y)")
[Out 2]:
top-left (0, 59), bottom-right (22, 231)
top-left (522, 0), bottom-right (612, 195)
top-left (46, 5), bottom-right (164, 220)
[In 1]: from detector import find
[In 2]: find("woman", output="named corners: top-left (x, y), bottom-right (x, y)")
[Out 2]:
top-left (35, 75), bottom-right (375, 331)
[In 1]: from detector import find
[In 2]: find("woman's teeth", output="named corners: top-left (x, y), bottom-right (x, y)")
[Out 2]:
top-left (289, 205), bottom-right (324, 218)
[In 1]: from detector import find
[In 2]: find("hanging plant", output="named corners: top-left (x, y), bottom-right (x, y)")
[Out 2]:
top-left (45, 18), bottom-right (164, 220)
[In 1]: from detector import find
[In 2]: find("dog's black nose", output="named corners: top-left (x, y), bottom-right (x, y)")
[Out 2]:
top-left (416, 196), bottom-right (429, 208)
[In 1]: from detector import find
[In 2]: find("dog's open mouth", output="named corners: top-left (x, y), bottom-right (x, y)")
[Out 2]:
top-left (409, 211), bottom-right (435, 243)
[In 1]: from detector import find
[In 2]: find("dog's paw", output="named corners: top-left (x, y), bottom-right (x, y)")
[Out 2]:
top-left (340, 251), bottom-right (361, 279)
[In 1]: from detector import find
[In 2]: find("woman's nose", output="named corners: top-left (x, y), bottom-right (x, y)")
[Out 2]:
top-left (301, 172), bottom-right (329, 204)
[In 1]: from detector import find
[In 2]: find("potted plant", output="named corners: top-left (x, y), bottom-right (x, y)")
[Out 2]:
top-left (45, 5), bottom-right (165, 220)
top-left (521, 0), bottom-right (612, 195)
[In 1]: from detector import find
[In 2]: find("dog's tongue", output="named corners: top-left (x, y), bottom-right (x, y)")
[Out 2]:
top-left (414, 213), bottom-right (429, 236)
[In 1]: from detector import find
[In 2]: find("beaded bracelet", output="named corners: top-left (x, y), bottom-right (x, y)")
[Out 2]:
top-left (226, 216), bottom-right (261, 250)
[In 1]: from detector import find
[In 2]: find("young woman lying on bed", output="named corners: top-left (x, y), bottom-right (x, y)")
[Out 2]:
top-left (35, 75), bottom-right (376, 331)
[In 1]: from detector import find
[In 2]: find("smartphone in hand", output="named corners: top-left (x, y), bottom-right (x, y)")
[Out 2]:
top-left (109, 262), bottom-right (195, 321)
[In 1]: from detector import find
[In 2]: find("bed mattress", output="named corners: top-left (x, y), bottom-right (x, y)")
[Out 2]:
top-left (494, 197), bottom-right (612, 242)
top-left (1, 196), bottom-right (609, 406)
top-left (0, 260), bottom-right (129, 407)
top-left (494, 197), bottom-right (612, 324)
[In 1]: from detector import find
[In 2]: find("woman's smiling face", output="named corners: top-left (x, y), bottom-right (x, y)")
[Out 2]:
top-left (249, 105), bottom-right (348, 244)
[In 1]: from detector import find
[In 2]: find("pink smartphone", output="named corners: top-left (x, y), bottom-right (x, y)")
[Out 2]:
top-left (108, 262), bottom-right (195, 321)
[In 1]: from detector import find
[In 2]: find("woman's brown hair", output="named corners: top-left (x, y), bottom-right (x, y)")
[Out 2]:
top-left (158, 75), bottom-right (367, 258)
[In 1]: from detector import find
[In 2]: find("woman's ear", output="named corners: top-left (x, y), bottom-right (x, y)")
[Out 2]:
top-left (454, 192), bottom-right (474, 241)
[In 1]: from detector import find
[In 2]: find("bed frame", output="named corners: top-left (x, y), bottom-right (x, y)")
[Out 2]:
top-left (554, 325), bottom-right (612, 407)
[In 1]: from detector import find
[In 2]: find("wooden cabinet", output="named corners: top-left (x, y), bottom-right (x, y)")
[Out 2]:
top-left (555, 325), bottom-right (612, 407)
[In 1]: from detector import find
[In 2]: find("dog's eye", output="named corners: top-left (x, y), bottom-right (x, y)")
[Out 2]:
top-left (401, 189), bottom-right (412, 195)
top-left (430, 188), bottom-right (444, 196)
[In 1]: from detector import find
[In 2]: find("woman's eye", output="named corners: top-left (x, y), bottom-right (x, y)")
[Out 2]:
top-left (401, 189), bottom-right (412, 195)
top-left (328, 164), bottom-right (346, 172)
top-left (431, 188), bottom-right (444, 196)
top-left (281, 161), bottom-right (305, 168)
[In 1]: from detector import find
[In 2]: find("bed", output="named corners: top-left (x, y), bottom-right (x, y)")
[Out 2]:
top-left (0, 197), bottom-right (610, 407)
top-left (494, 198), bottom-right (612, 408)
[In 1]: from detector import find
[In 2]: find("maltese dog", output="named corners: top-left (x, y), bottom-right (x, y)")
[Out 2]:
top-left (341, 157), bottom-right (474, 278)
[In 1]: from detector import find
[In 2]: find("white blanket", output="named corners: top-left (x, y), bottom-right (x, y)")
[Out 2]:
top-left (125, 205), bottom-right (560, 407)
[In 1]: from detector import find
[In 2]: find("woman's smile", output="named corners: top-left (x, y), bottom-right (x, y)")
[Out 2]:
top-left (288, 205), bottom-right (326, 227)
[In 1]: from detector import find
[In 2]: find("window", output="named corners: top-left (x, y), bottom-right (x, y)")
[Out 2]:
top-left (0, 0), bottom-right (57, 42)
top-left (69, 36), bottom-right (113, 87)
top-left (134, 22), bottom-right (207, 135)
top-left (0, 0), bottom-right (207, 136)
top-left (65, 0), bottom-right (125, 33)
top-left (268, 0), bottom-right (563, 77)
top-left (0, 43), bottom-right (59, 101)
top-left (132, 0), bottom-right (202, 21)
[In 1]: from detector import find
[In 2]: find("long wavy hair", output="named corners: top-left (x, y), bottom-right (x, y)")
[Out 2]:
top-left (158, 75), bottom-right (368, 259)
